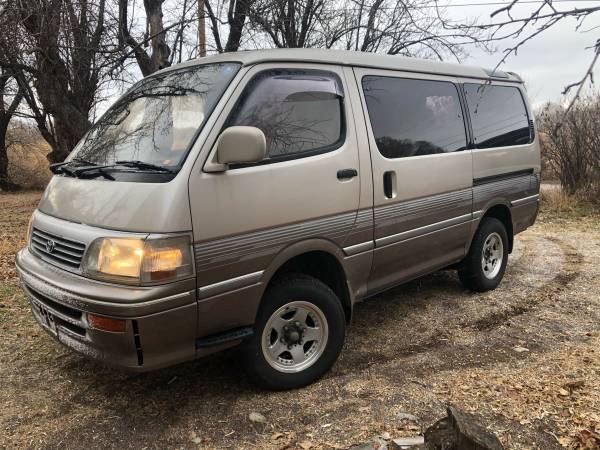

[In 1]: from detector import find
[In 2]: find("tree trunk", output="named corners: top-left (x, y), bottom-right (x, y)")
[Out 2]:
top-left (50, 116), bottom-right (90, 163)
top-left (0, 118), bottom-right (18, 191)
top-left (146, 0), bottom-right (171, 71)
top-left (225, 0), bottom-right (250, 52)
top-left (0, 119), bottom-right (9, 182)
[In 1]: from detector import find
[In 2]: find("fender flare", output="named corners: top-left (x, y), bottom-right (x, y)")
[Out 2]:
top-left (469, 198), bottom-right (514, 252)
top-left (256, 238), bottom-right (355, 316)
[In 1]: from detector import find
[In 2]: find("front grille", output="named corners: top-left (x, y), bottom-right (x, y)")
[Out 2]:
top-left (31, 228), bottom-right (86, 269)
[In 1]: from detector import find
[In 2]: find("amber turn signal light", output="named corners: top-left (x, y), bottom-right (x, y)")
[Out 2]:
top-left (88, 314), bottom-right (126, 333)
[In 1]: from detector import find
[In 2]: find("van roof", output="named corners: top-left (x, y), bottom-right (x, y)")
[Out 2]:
top-left (163, 48), bottom-right (523, 83)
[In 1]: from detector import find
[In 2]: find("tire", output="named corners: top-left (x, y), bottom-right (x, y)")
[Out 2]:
top-left (242, 274), bottom-right (346, 390)
top-left (458, 217), bottom-right (509, 292)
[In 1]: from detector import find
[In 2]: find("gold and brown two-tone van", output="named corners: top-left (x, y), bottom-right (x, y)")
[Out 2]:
top-left (16, 49), bottom-right (540, 389)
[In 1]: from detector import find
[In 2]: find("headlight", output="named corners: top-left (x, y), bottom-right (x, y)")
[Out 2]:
top-left (84, 235), bottom-right (194, 285)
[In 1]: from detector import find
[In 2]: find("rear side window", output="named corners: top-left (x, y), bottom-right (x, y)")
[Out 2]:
top-left (463, 84), bottom-right (530, 148)
top-left (361, 76), bottom-right (467, 158)
top-left (226, 69), bottom-right (345, 161)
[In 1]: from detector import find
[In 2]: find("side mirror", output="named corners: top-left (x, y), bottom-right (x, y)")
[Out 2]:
top-left (216, 126), bottom-right (266, 166)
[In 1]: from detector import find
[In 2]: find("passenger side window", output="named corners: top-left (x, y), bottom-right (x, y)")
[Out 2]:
top-left (362, 76), bottom-right (467, 158)
top-left (463, 84), bottom-right (531, 148)
top-left (226, 69), bottom-right (345, 161)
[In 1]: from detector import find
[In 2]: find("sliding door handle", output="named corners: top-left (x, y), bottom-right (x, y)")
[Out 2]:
top-left (337, 168), bottom-right (358, 180)
top-left (383, 171), bottom-right (396, 199)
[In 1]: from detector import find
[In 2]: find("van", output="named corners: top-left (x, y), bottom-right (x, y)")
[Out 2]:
top-left (16, 49), bottom-right (540, 389)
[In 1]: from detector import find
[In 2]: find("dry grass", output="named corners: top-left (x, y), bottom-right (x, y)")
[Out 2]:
top-left (539, 185), bottom-right (600, 228)
top-left (0, 191), bottom-right (41, 281)
top-left (1, 191), bottom-right (599, 449)
top-left (7, 142), bottom-right (52, 189)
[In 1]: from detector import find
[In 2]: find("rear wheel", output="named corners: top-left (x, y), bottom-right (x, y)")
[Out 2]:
top-left (242, 274), bottom-right (346, 390)
top-left (458, 217), bottom-right (509, 292)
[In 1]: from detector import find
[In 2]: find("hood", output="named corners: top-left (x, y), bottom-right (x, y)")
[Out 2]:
top-left (38, 175), bottom-right (192, 233)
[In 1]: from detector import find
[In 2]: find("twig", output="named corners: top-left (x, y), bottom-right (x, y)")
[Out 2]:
top-left (562, 39), bottom-right (600, 117)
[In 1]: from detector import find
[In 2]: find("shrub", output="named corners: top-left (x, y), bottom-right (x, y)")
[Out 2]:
top-left (537, 95), bottom-right (600, 199)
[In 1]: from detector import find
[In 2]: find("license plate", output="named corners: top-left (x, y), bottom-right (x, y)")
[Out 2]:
top-left (33, 301), bottom-right (59, 337)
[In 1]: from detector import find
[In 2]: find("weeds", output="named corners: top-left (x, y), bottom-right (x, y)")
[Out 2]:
top-left (540, 188), bottom-right (599, 217)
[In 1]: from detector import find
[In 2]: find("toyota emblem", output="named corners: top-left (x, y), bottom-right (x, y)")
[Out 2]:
top-left (46, 239), bottom-right (56, 253)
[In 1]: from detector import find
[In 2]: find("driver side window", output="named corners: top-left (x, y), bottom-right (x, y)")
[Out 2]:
top-left (225, 69), bottom-right (345, 162)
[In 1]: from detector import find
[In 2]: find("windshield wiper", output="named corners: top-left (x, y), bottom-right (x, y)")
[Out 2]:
top-left (115, 160), bottom-right (174, 173)
top-left (50, 163), bottom-right (78, 176)
top-left (49, 157), bottom-right (97, 174)
top-left (51, 162), bottom-right (115, 180)
top-left (74, 166), bottom-right (115, 180)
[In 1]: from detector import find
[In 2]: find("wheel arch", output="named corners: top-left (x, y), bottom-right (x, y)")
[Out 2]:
top-left (259, 239), bottom-right (354, 323)
top-left (474, 201), bottom-right (514, 252)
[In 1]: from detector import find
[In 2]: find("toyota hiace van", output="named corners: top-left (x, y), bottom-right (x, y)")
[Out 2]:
top-left (16, 49), bottom-right (540, 389)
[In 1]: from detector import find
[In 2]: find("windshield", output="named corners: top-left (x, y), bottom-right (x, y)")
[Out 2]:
top-left (70, 63), bottom-right (241, 170)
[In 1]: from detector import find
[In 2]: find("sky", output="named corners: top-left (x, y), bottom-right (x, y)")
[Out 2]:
top-left (444, 0), bottom-right (600, 109)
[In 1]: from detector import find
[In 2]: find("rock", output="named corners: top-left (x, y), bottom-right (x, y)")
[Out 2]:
top-left (380, 432), bottom-right (391, 440)
top-left (397, 412), bottom-right (420, 422)
top-left (513, 346), bottom-right (529, 353)
top-left (389, 436), bottom-right (425, 449)
top-left (423, 417), bottom-right (454, 449)
top-left (353, 407), bottom-right (502, 450)
top-left (299, 441), bottom-right (314, 449)
top-left (248, 412), bottom-right (267, 424)
top-left (424, 407), bottom-right (503, 450)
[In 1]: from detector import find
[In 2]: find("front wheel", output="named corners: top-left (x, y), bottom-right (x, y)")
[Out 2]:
top-left (242, 274), bottom-right (346, 390)
top-left (458, 217), bottom-right (509, 292)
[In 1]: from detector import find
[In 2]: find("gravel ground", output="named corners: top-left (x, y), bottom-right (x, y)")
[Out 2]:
top-left (0, 191), bottom-right (599, 450)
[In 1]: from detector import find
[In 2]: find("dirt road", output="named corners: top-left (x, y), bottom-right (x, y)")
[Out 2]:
top-left (1, 192), bottom-right (599, 449)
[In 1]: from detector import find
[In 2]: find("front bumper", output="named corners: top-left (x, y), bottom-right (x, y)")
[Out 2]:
top-left (16, 247), bottom-right (199, 371)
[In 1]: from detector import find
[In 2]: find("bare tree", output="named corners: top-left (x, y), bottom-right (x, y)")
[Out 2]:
top-left (0, 0), bottom-right (122, 163)
top-left (249, 0), bottom-right (333, 48)
top-left (0, 68), bottom-right (24, 190)
top-left (538, 94), bottom-right (600, 195)
top-left (118, 0), bottom-right (242, 72)
top-left (203, 0), bottom-right (257, 53)
top-left (244, 0), bottom-right (485, 60)
top-left (435, 0), bottom-right (600, 110)
top-left (118, 0), bottom-right (172, 75)
top-left (349, 0), bottom-right (485, 59)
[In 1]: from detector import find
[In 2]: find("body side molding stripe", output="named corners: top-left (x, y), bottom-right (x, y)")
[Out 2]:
top-left (510, 194), bottom-right (539, 207)
top-left (194, 211), bottom-right (358, 270)
top-left (198, 271), bottom-right (264, 299)
top-left (473, 168), bottom-right (534, 186)
top-left (376, 213), bottom-right (473, 248)
top-left (343, 241), bottom-right (375, 256)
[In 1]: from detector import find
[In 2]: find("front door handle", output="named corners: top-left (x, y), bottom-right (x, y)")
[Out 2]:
top-left (337, 168), bottom-right (358, 180)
